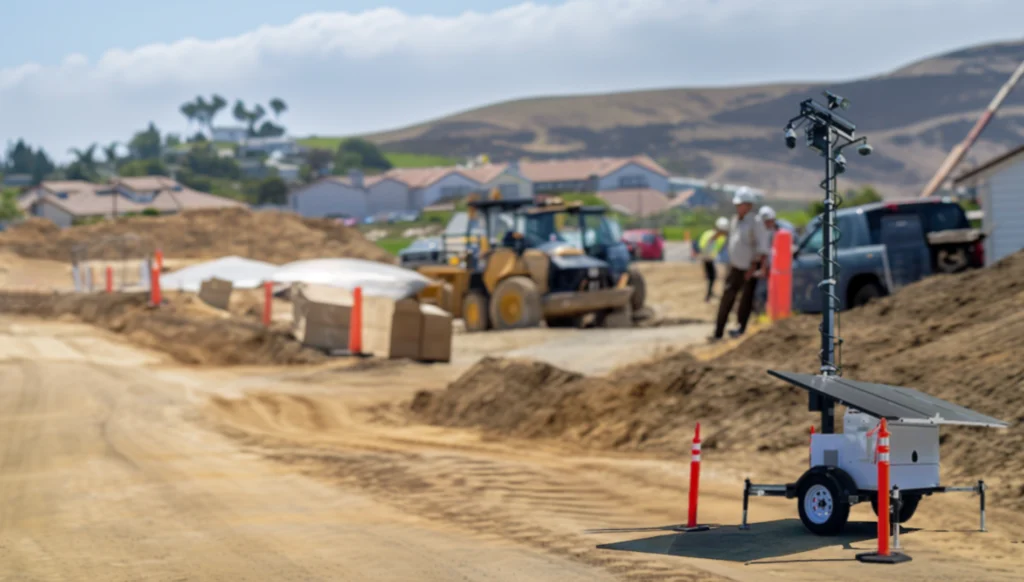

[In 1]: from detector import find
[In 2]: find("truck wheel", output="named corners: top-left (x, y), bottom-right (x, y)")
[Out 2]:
top-left (463, 291), bottom-right (490, 333)
top-left (797, 472), bottom-right (850, 536)
top-left (871, 494), bottom-right (920, 524)
top-left (626, 268), bottom-right (646, 312)
top-left (490, 276), bottom-right (542, 330)
top-left (936, 247), bottom-right (969, 274)
top-left (850, 281), bottom-right (883, 308)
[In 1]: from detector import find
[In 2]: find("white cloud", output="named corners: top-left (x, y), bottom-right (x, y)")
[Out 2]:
top-left (2, 0), bottom-right (1023, 160)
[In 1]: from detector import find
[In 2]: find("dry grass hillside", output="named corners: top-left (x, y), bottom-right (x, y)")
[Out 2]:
top-left (368, 39), bottom-right (1024, 199)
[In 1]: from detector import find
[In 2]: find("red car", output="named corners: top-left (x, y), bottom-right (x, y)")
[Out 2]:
top-left (623, 229), bottom-right (665, 260)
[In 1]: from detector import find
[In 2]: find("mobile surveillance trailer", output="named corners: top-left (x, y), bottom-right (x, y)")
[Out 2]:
top-left (416, 192), bottom-right (635, 331)
top-left (741, 92), bottom-right (1009, 542)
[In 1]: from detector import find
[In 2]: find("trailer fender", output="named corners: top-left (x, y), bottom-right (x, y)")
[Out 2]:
top-left (797, 465), bottom-right (861, 506)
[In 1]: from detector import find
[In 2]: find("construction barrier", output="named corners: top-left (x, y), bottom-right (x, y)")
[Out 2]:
top-left (348, 286), bottom-right (364, 355)
top-left (263, 281), bottom-right (273, 327)
top-left (856, 418), bottom-right (911, 564)
top-left (767, 230), bottom-right (792, 321)
top-left (155, 249), bottom-right (164, 272)
top-left (105, 266), bottom-right (114, 293)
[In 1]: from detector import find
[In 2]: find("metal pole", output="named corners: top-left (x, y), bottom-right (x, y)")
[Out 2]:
top-left (892, 486), bottom-right (902, 550)
top-left (739, 478), bottom-right (751, 530)
top-left (979, 480), bottom-right (987, 532)
top-left (819, 127), bottom-right (838, 434)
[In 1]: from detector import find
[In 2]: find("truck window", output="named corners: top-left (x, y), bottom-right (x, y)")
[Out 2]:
top-left (800, 227), bottom-right (824, 255)
top-left (866, 203), bottom-right (968, 244)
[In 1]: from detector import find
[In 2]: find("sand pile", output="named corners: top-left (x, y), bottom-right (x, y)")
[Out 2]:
top-left (0, 208), bottom-right (393, 264)
top-left (0, 291), bottom-right (327, 366)
top-left (412, 251), bottom-right (1024, 506)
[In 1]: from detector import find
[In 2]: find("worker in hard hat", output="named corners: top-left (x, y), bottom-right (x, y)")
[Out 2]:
top-left (712, 187), bottom-right (769, 341)
top-left (753, 205), bottom-right (780, 316)
top-left (696, 217), bottom-right (730, 302)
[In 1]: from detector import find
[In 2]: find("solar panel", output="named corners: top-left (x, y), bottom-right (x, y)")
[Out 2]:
top-left (768, 370), bottom-right (1010, 428)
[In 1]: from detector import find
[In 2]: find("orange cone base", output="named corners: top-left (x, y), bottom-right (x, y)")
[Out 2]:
top-left (856, 552), bottom-right (912, 564)
top-left (674, 525), bottom-right (710, 533)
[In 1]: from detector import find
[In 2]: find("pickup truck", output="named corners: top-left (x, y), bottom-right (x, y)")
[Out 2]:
top-left (791, 198), bottom-right (984, 313)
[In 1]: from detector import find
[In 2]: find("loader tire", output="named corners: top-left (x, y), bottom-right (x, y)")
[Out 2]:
top-left (627, 268), bottom-right (646, 312)
top-left (463, 291), bottom-right (490, 332)
top-left (490, 276), bottom-right (543, 330)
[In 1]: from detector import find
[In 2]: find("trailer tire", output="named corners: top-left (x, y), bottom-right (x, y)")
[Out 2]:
top-left (871, 494), bottom-right (920, 524)
top-left (797, 472), bottom-right (850, 536)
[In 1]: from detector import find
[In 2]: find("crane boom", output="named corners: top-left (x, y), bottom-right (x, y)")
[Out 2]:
top-left (919, 58), bottom-right (1024, 198)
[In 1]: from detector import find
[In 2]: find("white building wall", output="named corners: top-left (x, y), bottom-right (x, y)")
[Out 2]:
top-left (290, 180), bottom-right (368, 219)
top-left (598, 163), bottom-right (671, 193)
top-left (367, 179), bottom-right (412, 215)
top-left (418, 173), bottom-right (481, 208)
top-left (39, 200), bottom-right (74, 228)
top-left (986, 161), bottom-right (1024, 266)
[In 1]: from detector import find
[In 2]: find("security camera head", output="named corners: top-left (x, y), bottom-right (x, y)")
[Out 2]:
top-left (857, 143), bottom-right (873, 156)
top-left (784, 127), bottom-right (797, 149)
top-left (834, 153), bottom-right (847, 174)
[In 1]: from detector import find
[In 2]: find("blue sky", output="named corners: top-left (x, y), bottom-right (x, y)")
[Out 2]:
top-left (3, 0), bottom-right (1023, 159)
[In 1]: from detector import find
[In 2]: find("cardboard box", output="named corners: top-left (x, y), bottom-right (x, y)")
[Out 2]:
top-left (418, 303), bottom-right (453, 363)
top-left (290, 284), bottom-right (352, 351)
top-left (362, 296), bottom-right (422, 359)
top-left (198, 277), bottom-right (233, 310)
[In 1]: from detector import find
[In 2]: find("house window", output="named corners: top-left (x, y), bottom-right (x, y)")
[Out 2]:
top-left (440, 186), bottom-right (468, 201)
top-left (618, 174), bottom-right (648, 188)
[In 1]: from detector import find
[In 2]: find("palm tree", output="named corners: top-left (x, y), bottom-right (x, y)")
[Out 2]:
top-left (180, 101), bottom-right (198, 131)
top-left (249, 104), bottom-right (266, 131)
top-left (68, 144), bottom-right (98, 170)
top-left (102, 142), bottom-right (119, 167)
top-left (193, 96), bottom-right (211, 133)
top-left (208, 94), bottom-right (228, 131)
top-left (269, 98), bottom-right (287, 120)
top-left (233, 100), bottom-right (249, 126)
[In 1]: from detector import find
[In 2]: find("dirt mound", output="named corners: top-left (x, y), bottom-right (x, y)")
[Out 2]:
top-left (413, 251), bottom-right (1024, 507)
top-left (0, 208), bottom-right (393, 264)
top-left (0, 291), bottom-right (327, 366)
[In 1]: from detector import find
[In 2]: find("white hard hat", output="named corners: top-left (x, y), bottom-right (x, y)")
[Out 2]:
top-left (758, 205), bottom-right (776, 220)
top-left (715, 217), bottom-right (729, 231)
top-left (732, 187), bottom-right (756, 205)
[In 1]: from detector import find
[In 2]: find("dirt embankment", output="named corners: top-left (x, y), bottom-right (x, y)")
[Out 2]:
top-left (0, 208), bottom-right (394, 264)
top-left (0, 291), bottom-right (326, 366)
top-left (412, 251), bottom-right (1024, 507)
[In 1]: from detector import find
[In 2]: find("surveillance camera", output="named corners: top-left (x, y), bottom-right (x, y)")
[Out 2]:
top-left (857, 143), bottom-right (873, 156)
top-left (834, 153), bottom-right (847, 174)
top-left (784, 127), bottom-right (797, 149)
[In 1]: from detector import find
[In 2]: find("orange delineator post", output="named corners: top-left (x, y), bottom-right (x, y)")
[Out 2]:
top-left (149, 264), bottom-right (162, 307)
top-left (262, 281), bottom-right (273, 327)
top-left (876, 419), bottom-right (891, 556)
top-left (348, 286), bottom-right (363, 355)
top-left (767, 230), bottom-right (793, 321)
top-left (155, 249), bottom-right (164, 272)
top-left (687, 423), bottom-right (702, 529)
top-left (105, 266), bottom-right (113, 293)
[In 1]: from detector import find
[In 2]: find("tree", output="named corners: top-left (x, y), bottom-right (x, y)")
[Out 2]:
top-left (128, 123), bottom-right (162, 160)
top-left (208, 94), bottom-right (228, 130)
top-left (5, 140), bottom-right (35, 174)
top-left (68, 144), bottom-right (98, 171)
top-left (254, 121), bottom-right (285, 138)
top-left (808, 185), bottom-right (883, 217)
top-left (118, 158), bottom-right (169, 177)
top-left (269, 97), bottom-right (287, 119)
top-left (181, 143), bottom-right (240, 179)
top-left (256, 176), bottom-right (288, 205)
top-left (0, 188), bottom-right (22, 220)
top-left (248, 104), bottom-right (266, 136)
top-left (233, 100), bottom-right (248, 126)
top-left (337, 138), bottom-right (392, 172)
top-left (332, 150), bottom-right (363, 175)
top-left (165, 134), bottom-right (181, 148)
top-left (30, 149), bottom-right (55, 185)
top-left (103, 142), bottom-right (120, 166)
top-left (303, 148), bottom-right (333, 175)
top-left (179, 101), bottom-right (198, 132)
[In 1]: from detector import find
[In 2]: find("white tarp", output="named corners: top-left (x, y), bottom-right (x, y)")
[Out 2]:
top-left (159, 256), bottom-right (279, 293)
top-left (271, 258), bottom-right (431, 300)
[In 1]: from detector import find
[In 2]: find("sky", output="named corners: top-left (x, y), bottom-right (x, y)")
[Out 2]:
top-left (3, 0), bottom-right (1024, 161)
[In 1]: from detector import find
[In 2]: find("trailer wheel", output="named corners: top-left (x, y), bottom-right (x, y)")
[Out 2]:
top-left (463, 291), bottom-right (490, 332)
top-left (871, 494), bottom-right (920, 524)
top-left (797, 472), bottom-right (850, 536)
top-left (489, 276), bottom-right (542, 330)
top-left (626, 268), bottom-right (646, 312)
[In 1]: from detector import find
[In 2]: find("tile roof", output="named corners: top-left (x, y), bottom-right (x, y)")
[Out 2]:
top-left (597, 188), bottom-right (671, 217)
top-left (32, 177), bottom-right (244, 218)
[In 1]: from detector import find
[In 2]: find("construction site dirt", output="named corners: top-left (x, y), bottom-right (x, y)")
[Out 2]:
top-left (1, 251), bottom-right (1023, 581)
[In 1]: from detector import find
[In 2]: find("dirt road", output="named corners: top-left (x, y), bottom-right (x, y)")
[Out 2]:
top-left (3, 316), bottom-right (1023, 581)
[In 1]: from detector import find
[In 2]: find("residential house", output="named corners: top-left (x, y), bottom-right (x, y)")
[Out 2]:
top-left (521, 156), bottom-right (671, 195)
top-left (952, 144), bottom-right (1024, 266)
top-left (237, 136), bottom-right (300, 158)
top-left (211, 126), bottom-right (249, 143)
top-left (385, 167), bottom-right (480, 209)
top-left (19, 177), bottom-right (244, 228)
top-left (596, 188), bottom-right (671, 217)
top-left (289, 173), bottom-right (369, 219)
top-left (668, 188), bottom-right (719, 209)
top-left (461, 161), bottom-right (532, 200)
top-left (3, 173), bottom-right (33, 187)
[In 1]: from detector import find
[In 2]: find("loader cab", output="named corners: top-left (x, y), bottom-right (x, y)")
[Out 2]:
top-left (518, 201), bottom-right (631, 283)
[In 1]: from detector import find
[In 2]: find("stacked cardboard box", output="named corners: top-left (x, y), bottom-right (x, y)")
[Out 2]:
top-left (291, 284), bottom-right (352, 352)
top-left (362, 296), bottom-right (422, 359)
top-left (198, 277), bottom-right (233, 310)
top-left (418, 303), bottom-right (453, 362)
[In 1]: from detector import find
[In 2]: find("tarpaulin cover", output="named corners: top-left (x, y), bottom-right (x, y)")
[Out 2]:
top-left (159, 256), bottom-right (279, 293)
top-left (271, 258), bottom-right (431, 300)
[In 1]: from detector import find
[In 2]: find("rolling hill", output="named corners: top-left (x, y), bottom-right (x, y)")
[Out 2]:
top-left (365, 39), bottom-right (1024, 199)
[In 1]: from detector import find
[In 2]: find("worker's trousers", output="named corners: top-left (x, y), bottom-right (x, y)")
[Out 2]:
top-left (702, 260), bottom-right (716, 301)
top-left (714, 266), bottom-right (757, 338)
